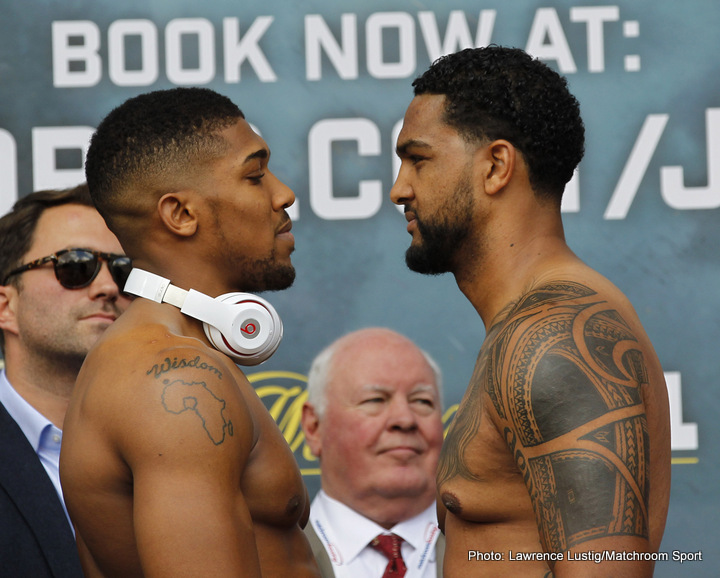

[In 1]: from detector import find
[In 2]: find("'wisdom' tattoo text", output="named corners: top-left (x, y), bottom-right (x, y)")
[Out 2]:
top-left (147, 356), bottom-right (223, 380)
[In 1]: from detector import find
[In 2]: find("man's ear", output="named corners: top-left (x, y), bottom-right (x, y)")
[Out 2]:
top-left (301, 402), bottom-right (323, 458)
top-left (480, 139), bottom-right (516, 196)
top-left (157, 191), bottom-right (199, 237)
top-left (0, 285), bottom-right (19, 338)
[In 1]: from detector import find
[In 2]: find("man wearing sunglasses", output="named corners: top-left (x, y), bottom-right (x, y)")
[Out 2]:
top-left (0, 183), bottom-right (132, 577)
top-left (60, 87), bottom-right (320, 578)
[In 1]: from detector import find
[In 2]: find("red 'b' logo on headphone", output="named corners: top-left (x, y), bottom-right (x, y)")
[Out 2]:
top-left (241, 320), bottom-right (258, 338)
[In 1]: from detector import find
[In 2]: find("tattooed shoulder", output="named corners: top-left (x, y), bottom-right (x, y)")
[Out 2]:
top-left (161, 377), bottom-right (234, 445)
top-left (490, 280), bottom-right (647, 441)
top-left (490, 280), bottom-right (651, 549)
top-left (143, 350), bottom-right (236, 446)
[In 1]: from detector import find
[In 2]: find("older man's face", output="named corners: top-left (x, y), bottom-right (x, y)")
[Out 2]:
top-left (313, 333), bottom-right (444, 509)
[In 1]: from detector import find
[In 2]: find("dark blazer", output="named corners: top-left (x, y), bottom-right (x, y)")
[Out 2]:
top-left (305, 520), bottom-right (445, 577)
top-left (0, 402), bottom-right (84, 577)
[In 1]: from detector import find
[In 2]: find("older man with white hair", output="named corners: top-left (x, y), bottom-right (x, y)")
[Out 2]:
top-left (301, 327), bottom-right (445, 578)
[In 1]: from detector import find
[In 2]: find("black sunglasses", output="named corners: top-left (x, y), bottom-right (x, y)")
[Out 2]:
top-left (2, 248), bottom-right (132, 290)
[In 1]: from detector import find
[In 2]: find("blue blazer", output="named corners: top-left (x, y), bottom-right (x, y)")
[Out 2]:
top-left (0, 402), bottom-right (84, 577)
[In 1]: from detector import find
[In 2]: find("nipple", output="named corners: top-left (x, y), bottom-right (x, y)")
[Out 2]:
top-left (441, 491), bottom-right (463, 515)
top-left (285, 494), bottom-right (302, 516)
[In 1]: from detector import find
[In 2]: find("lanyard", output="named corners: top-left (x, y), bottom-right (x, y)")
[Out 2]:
top-left (311, 500), bottom-right (440, 577)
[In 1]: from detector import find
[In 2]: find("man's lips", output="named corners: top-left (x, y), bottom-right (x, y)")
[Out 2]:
top-left (379, 444), bottom-right (423, 456)
top-left (81, 312), bottom-right (117, 323)
top-left (276, 219), bottom-right (295, 248)
top-left (277, 218), bottom-right (294, 240)
top-left (277, 219), bottom-right (293, 234)
top-left (403, 209), bottom-right (418, 233)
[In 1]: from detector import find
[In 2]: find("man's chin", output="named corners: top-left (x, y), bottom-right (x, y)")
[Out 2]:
top-left (375, 479), bottom-right (434, 502)
top-left (374, 466), bottom-right (433, 493)
top-left (405, 246), bottom-right (450, 276)
top-left (263, 266), bottom-right (296, 292)
top-left (245, 264), bottom-right (296, 293)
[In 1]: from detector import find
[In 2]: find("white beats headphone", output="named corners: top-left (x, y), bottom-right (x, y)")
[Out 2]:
top-left (123, 268), bottom-right (283, 366)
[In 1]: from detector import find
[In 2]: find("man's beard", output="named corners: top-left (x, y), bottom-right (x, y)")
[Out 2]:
top-left (405, 175), bottom-right (474, 275)
top-left (209, 204), bottom-right (296, 293)
top-left (234, 252), bottom-right (295, 293)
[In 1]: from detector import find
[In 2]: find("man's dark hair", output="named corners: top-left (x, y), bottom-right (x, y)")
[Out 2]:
top-left (413, 45), bottom-right (585, 201)
top-left (0, 183), bottom-right (94, 353)
top-left (85, 87), bottom-right (244, 229)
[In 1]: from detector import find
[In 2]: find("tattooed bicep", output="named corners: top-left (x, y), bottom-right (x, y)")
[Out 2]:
top-left (489, 281), bottom-right (648, 445)
top-left (490, 281), bottom-right (651, 550)
top-left (144, 349), bottom-right (237, 447)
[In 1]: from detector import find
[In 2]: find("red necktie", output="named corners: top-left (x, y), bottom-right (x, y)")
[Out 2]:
top-left (370, 534), bottom-right (407, 578)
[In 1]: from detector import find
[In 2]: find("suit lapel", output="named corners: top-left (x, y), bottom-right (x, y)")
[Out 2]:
top-left (435, 532), bottom-right (445, 578)
top-left (0, 403), bottom-right (82, 576)
top-left (304, 521), bottom-right (337, 578)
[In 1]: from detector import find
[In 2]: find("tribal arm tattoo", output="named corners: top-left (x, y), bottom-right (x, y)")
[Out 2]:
top-left (438, 281), bottom-right (651, 552)
top-left (494, 281), bottom-right (650, 552)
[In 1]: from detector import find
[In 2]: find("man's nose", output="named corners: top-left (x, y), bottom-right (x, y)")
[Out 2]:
top-left (87, 261), bottom-right (120, 301)
top-left (390, 166), bottom-right (414, 207)
top-left (387, 399), bottom-right (418, 430)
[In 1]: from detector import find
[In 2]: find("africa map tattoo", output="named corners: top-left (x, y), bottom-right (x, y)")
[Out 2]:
top-left (439, 281), bottom-right (650, 551)
top-left (161, 378), bottom-right (234, 445)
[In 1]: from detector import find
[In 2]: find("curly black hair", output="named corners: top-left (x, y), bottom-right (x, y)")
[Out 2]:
top-left (85, 87), bottom-right (244, 227)
top-left (413, 46), bottom-right (585, 202)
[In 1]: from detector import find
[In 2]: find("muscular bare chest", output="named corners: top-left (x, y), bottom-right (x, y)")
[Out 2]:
top-left (235, 372), bottom-right (309, 528)
top-left (436, 329), bottom-right (531, 523)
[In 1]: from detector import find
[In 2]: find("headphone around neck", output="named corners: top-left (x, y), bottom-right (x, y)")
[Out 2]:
top-left (123, 268), bottom-right (283, 366)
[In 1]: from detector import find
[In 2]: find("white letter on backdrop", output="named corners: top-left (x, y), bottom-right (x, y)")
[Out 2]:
top-left (52, 21), bottom-right (102, 87)
top-left (366, 12), bottom-right (415, 79)
top-left (165, 18), bottom-right (215, 85)
top-left (569, 6), bottom-right (619, 73)
top-left (309, 119), bottom-right (382, 220)
top-left (305, 14), bottom-right (358, 80)
top-left (224, 17), bottom-right (277, 83)
top-left (526, 8), bottom-right (576, 73)
top-left (0, 130), bottom-right (17, 216)
top-left (661, 108), bottom-right (720, 210)
top-left (32, 127), bottom-right (94, 191)
top-left (108, 19), bottom-right (159, 86)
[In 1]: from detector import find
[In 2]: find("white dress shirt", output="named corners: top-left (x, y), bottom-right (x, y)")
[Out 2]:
top-left (0, 369), bottom-right (72, 530)
top-left (310, 490), bottom-right (440, 578)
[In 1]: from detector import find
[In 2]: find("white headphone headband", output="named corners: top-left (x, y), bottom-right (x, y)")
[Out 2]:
top-left (123, 268), bottom-right (283, 366)
top-left (124, 268), bottom-right (185, 307)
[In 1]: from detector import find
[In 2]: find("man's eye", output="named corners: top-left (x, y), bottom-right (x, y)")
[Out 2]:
top-left (249, 173), bottom-right (266, 183)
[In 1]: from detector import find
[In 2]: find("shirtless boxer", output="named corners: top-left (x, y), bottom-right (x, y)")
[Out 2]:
top-left (60, 87), bottom-right (320, 577)
top-left (390, 46), bottom-right (671, 576)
